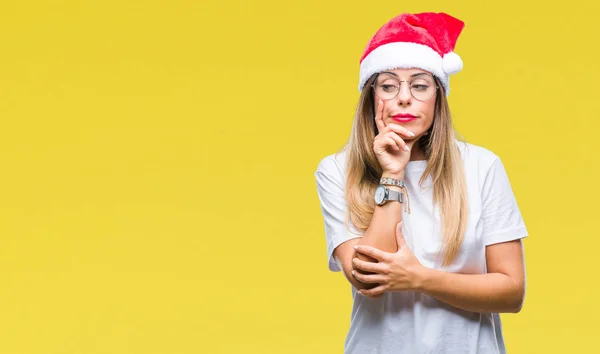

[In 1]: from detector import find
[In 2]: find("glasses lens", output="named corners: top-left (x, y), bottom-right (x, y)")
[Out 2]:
top-left (410, 77), bottom-right (436, 101)
top-left (374, 74), bottom-right (400, 100)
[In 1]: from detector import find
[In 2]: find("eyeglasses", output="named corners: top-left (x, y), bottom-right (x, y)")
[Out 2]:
top-left (370, 73), bottom-right (438, 101)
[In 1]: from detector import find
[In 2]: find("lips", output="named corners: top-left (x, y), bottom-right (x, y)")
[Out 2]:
top-left (392, 113), bottom-right (417, 122)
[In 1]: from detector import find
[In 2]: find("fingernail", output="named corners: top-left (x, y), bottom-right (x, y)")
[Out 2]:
top-left (403, 145), bottom-right (410, 151)
top-left (398, 220), bottom-right (403, 229)
top-left (408, 131), bottom-right (415, 137)
top-left (351, 270), bottom-right (355, 276)
top-left (353, 245), bottom-right (358, 249)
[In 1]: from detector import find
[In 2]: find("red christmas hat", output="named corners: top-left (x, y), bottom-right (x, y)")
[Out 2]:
top-left (358, 12), bottom-right (465, 95)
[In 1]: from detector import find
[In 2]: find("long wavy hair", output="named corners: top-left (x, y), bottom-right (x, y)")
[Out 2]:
top-left (343, 73), bottom-right (468, 267)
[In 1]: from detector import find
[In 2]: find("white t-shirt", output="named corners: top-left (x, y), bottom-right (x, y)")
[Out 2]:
top-left (314, 140), bottom-right (528, 354)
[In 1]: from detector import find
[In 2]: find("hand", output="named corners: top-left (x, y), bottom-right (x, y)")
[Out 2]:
top-left (373, 99), bottom-right (418, 175)
top-left (351, 221), bottom-right (425, 297)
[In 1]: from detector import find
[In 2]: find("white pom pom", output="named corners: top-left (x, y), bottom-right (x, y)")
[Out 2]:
top-left (443, 52), bottom-right (463, 75)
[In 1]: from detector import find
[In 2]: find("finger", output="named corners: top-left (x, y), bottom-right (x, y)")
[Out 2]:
top-left (354, 245), bottom-right (390, 262)
top-left (374, 136), bottom-right (400, 153)
top-left (379, 136), bottom-right (401, 152)
top-left (355, 249), bottom-right (378, 264)
top-left (385, 123), bottom-right (416, 139)
top-left (351, 269), bottom-right (385, 284)
top-left (359, 284), bottom-right (387, 297)
top-left (384, 132), bottom-right (409, 152)
top-left (395, 221), bottom-right (406, 249)
top-left (374, 99), bottom-right (385, 132)
top-left (352, 257), bottom-right (387, 273)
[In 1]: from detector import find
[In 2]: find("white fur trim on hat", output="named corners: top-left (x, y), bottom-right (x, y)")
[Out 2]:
top-left (442, 52), bottom-right (463, 75)
top-left (358, 42), bottom-right (450, 95)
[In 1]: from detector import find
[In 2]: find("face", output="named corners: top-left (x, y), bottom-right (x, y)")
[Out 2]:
top-left (372, 68), bottom-right (438, 140)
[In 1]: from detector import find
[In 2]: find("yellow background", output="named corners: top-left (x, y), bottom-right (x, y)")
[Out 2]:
top-left (0, 0), bottom-right (597, 353)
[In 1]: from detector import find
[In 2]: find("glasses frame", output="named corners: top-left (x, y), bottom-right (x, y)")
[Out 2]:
top-left (370, 73), bottom-right (439, 102)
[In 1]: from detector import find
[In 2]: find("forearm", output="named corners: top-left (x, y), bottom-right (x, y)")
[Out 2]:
top-left (356, 171), bottom-right (406, 254)
top-left (356, 190), bottom-right (402, 253)
top-left (352, 173), bottom-right (405, 289)
top-left (418, 267), bottom-right (524, 313)
top-left (335, 200), bottom-right (403, 291)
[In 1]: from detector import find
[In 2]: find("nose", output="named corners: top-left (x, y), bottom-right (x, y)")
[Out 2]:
top-left (396, 82), bottom-right (412, 107)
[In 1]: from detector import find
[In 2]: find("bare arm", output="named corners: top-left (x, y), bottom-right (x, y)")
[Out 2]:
top-left (331, 96), bottom-right (418, 291)
top-left (351, 232), bottom-right (526, 313)
top-left (417, 239), bottom-right (526, 313)
top-left (333, 175), bottom-right (405, 291)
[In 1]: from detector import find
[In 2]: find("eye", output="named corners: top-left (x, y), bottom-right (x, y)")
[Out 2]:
top-left (411, 84), bottom-right (429, 91)
top-left (381, 84), bottom-right (399, 92)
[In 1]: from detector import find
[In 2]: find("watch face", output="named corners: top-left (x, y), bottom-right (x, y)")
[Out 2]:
top-left (374, 185), bottom-right (386, 204)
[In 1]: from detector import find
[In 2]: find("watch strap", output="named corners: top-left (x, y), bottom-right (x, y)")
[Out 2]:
top-left (386, 188), bottom-right (404, 203)
top-left (380, 176), bottom-right (405, 188)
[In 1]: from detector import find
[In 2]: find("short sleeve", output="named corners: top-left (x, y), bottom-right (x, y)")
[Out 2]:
top-left (481, 157), bottom-right (528, 246)
top-left (314, 156), bottom-right (363, 272)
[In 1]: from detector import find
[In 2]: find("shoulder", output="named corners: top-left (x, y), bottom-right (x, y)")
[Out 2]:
top-left (314, 146), bottom-right (349, 181)
top-left (456, 139), bottom-right (500, 172)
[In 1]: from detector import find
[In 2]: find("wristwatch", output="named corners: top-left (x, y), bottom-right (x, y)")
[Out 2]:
top-left (374, 185), bottom-right (404, 206)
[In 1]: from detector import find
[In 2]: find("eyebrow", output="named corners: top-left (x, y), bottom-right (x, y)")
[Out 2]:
top-left (380, 71), bottom-right (431, 78)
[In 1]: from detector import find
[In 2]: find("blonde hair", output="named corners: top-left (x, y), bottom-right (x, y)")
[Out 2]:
top-left (343, 74), bottom-right (468, 267)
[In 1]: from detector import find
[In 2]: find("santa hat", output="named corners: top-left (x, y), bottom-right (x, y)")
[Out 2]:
top-left (358, 12), bottom-right (465, 95)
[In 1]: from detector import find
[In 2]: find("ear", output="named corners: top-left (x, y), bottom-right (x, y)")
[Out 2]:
top-left (395, 221), bottom-right (406, 249)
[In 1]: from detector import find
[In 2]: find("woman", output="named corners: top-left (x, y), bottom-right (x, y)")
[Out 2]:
top-left (314, 12), bottom-right (528, 354)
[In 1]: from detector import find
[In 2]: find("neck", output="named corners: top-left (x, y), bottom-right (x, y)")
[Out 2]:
top-left (409, 140), bottom-right (427, 161)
